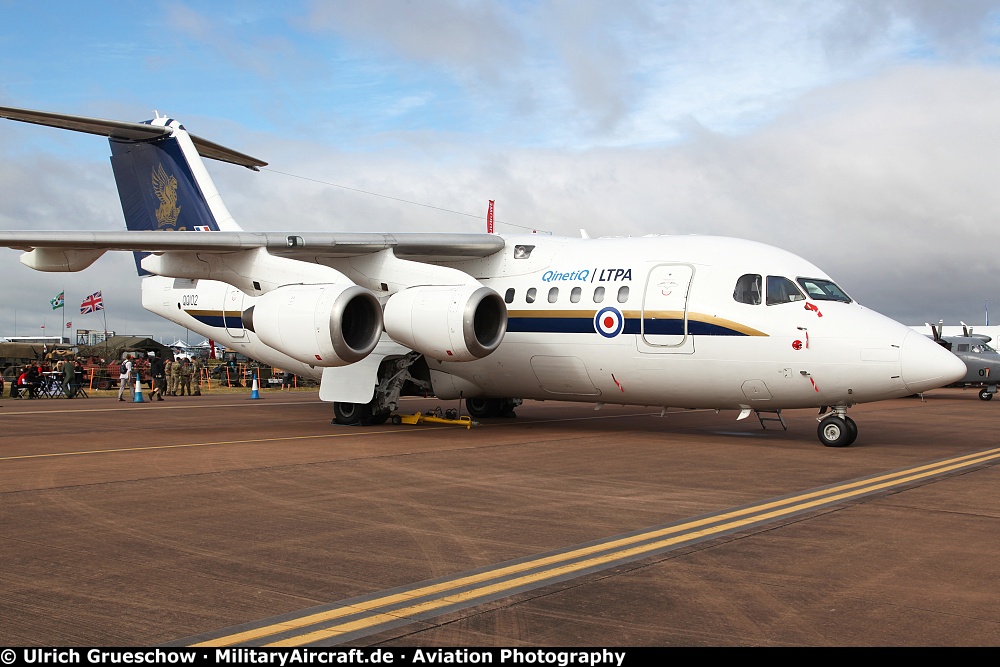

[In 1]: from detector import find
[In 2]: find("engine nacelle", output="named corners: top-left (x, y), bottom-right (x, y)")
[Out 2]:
top-left (242, 284), bottom-right (382, 367)
top-left (383, 285), bottom-right (507, 362)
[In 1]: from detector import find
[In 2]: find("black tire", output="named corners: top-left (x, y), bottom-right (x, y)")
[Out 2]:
top-left (818, 415), bottom-right (855, 447)
top-left (96, 379), bottom-right (111, 391)
top-left (843, 416), bottom-right (858, 446)
top-left (980, 389), bottom-right (993, 401)
top-left (499, 398), bottom-right (519, 418)
top-left (333, 401), bottom-right (371, 425)
top-left (391, 415), bottom-right (402, 425)
top-left (466, 397), bottom-right (503, 418)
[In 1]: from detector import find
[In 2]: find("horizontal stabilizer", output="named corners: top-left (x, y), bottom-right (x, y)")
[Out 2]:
top-left (0, 106), bottom-right (266, 170)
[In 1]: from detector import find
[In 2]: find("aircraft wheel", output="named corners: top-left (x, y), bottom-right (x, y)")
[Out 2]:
top-left (979, 389), bottom-right (993, 401)
top-left (369, 409), bottom-right (391, 425)
top-left (818, 415), bottom-right (855, 447)
top-left (499, 398), bottom-right (519, 418)
top-left (466, 397), bottom-right (503, 418)
top-left (843, 416), bottom-right (858, 446)
top-left (391, 415), bottom-right (402, 425)
top-left (333, 401), bottom-right (371, 425)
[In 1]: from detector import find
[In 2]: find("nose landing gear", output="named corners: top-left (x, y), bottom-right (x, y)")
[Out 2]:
top-left (817, 407), bottom-right (858, 447)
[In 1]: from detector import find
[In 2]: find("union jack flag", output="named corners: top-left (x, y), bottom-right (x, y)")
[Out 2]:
top-left (80, 291), bottom-right (104, 314)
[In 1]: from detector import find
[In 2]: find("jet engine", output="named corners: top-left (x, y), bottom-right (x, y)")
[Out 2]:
top-left (242, 284), bottom-right (383, 366)
top-left (383, 285), bottom-right (507, 362)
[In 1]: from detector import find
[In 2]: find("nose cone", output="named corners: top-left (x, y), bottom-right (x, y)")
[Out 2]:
top-left (900, 330), bottom-right (967, 394)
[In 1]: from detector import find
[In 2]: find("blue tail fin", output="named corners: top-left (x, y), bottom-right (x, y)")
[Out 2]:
top-left (110, 132), bottom-right (225, 275)
top-left (110, 137), bottom-right (222, 233)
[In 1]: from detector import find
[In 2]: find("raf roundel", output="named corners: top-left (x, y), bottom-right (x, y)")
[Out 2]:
top-left (594, 306), bottom-right (624, 338)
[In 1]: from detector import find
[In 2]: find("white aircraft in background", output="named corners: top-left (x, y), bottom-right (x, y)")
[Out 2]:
top-left (0, 106), bottom-right (965, 447)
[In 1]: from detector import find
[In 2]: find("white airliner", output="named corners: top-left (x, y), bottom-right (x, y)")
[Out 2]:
top-left (0, 106), bottom-right (965, 447)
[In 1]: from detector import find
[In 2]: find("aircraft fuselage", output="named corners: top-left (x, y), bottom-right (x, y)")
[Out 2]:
top-left (143, 233), bottom-right (959, 412)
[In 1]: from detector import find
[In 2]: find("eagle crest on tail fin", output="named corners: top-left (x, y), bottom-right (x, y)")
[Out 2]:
top-left (152, 163), bottom-right (181, 228)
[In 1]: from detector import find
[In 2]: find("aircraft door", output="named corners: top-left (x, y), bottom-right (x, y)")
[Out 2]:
top-left (223, 285), bottom-right (246, 338)
top-left (640, 263), bottom-right (694, 354)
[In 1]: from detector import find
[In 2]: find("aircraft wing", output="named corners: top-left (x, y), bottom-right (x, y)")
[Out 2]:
top-left (0, 231), bottom-right (506, 261)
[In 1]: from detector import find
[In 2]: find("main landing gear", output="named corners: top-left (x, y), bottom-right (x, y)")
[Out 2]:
top-left (333, 399), bottom-right (390, 426)
top-left (816, 407), bottom-right (858, 447)
top-left (464, 397), bottom-right (521, 419)
top-left (331, 352), bottom-right (523, 426)
top-left (332, 352), bottom-right (430, 426)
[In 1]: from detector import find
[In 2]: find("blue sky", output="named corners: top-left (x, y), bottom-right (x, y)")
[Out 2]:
top-left (4, 1), bottom-right (1000, 340)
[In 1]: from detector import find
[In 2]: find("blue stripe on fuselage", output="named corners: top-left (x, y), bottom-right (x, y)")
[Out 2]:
top-left (506, 316), bottom-right (754, 336)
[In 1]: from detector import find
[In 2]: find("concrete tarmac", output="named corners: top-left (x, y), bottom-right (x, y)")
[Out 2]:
top-left (1, 388), bottom-right (998, 646)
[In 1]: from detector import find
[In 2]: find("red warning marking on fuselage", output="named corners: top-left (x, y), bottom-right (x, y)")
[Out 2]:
top-left (804, 302), bottom-right (823, 317)
top-left (612, 373), bottom-right (624, 392)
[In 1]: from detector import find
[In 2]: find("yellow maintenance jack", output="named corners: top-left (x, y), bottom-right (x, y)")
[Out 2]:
top-left (390, 406), bottom-right (477, 429)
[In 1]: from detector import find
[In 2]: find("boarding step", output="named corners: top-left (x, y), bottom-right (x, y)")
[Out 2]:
top-left (755, 409), bottom-right (787, 431)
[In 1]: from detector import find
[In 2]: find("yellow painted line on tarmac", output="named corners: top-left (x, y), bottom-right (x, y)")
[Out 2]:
top-left (190, 446), bottom-right (1000, 647)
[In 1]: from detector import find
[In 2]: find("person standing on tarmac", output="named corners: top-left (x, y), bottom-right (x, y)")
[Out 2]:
top-left (192, 357), bottom-right (204, 395)
top-left (164, 357), bottom-right (174, 397)
top-left (62, 357), bottom-right (75, 398)
top-left (149, 353), bottom-right (166, 401)
top-left (117, 355), bottom-right (133, 401)
top-left (170, 356), bottom-right (182, 396)
top-left (179, 358), bottom-right (192, 396)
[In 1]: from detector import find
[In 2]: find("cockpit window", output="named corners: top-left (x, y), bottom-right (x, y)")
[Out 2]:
top-left (766, 276), bottom-right (805, 305)
top-left (972, 344), bottom-right (995, 353)
top-left (733, 274), bottom-right (762, 305)
top-left (797, 277), bottom-right (852, 303)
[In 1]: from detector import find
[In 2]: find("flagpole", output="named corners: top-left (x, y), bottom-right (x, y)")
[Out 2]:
top-left (62, 285), bottom-right (66, 343)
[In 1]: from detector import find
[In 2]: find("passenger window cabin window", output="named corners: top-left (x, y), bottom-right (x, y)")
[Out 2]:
top-left (594, 286), bottom-right (605, 303)
top-left (504, 288), bottom-right (515, 304)
top-left (617, 286), bottom-right (629, 303)
top-left (548, 287), bottom-right (559, 303)
top-left (733, 274), bottom-right (762, 305)
top-left (766, 276), bottom-right (805, 305)
top-left (570, 287), bottom-right (582, 303)
top-left (526, 287), bottom-right (536, 304)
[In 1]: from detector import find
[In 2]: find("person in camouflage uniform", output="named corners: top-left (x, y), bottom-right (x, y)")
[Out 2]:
top-left (192, 357), bottom-right (204, 395)
top-left (164, 358), bottom-right (175, 396)
top-left (179, 358), bottom-right (193, 395)
top-left (169, 356), bottom-right (183, 396)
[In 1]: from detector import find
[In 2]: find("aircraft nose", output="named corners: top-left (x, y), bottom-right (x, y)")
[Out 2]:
top-left (900, 330), bottom-right (967, 394)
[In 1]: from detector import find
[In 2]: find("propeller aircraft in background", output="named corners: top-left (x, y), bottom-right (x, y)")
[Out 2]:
top-left (926, 321), bottom-right (1000, 400)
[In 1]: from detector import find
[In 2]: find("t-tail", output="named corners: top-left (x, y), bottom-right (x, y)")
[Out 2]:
top-left (0, 106), bottom-right (266, 274)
